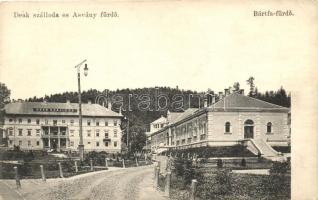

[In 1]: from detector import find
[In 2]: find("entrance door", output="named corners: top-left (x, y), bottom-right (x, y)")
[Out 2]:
top-left (244, 119), bottom-right (254, 139)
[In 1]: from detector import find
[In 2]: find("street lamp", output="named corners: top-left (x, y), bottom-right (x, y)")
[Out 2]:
top-left (124, 116), bottom-right (130, 153)
top-left (75, 59), bottom-right (88, 161)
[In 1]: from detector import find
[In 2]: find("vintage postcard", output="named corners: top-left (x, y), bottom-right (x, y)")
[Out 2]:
top-left (0, 1), bottom-right (317, 200)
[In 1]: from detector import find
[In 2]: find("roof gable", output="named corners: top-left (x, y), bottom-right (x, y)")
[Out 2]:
top-left (210, 93), bottom-right (289, 111)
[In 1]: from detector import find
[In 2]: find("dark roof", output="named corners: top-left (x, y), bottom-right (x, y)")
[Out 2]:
top-left (151, 116), bottom-right (168, 124)
top-left (4, 102), bottom-right (122, 117)
top-left (210, 93), bottom-right (289, 112)
top-left (169, 109), bottom-right (198, 124)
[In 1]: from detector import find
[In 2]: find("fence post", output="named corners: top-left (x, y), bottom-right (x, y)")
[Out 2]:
top-left (145, 154), bottom-right (148, 165)
top-left (190, 179), bottom-right (197, 200)
top-left (13, 166), bottom-right (21, 189)
top-left (165, 171), bottom-right (171, 197)
top-left (74, 161), bottom-right (78, 173)
top-left (105, 158), bottom-right (108, 168)
top-left (58, 162), bottom-right (64, 178)
top-left (90, 159), bottom-right (94, 171)
top-left (154, 166), bottom-right (160, 189)
top-left (40, 165), bottom-right (46, 182)
top-left (122, 159), bottom-right (125, 168)
top-left (135, 157), bottom-right (139, 167)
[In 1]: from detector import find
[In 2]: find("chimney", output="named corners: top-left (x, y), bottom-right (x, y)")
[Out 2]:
top-left (212, 95), bottom-right (216, 104)
top-left (87, 100), bottom-right (92, 104)
top-left (203, 98), bottom-right (208, 107)
top-left (224, 89), bottom-right (229, 96)
top-left (239, 89), bottom-right (244, 95)
top-left (108, 101), bottom-right (112, 110)
top-left (66, 99), bottom-right (70, 104)
top-left (219, 92), bottom-right (224, 100)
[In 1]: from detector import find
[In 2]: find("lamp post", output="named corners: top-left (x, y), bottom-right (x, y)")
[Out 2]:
top-left (75, 59), bottom-right (88, 161)
top-left (124, 116), bottom-right (130, 153)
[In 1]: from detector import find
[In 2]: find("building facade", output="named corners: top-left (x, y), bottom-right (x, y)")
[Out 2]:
top-left (2, 100), bottom-right (123, 153)
top-left (149, 92), bottom-right (290, 156)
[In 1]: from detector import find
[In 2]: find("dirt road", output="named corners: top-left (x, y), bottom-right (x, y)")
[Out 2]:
top-left (0, 166), bottom-right (166, 200)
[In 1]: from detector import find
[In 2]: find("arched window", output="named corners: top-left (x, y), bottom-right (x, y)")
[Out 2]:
top-left (244, 119), bottom-right (254, 138)
top-left (267, 122), bottom-right (272, 133)
top-left (244, 119), bottom-right (254, 125)
top-left (225, 122), bottom-right (231, 133)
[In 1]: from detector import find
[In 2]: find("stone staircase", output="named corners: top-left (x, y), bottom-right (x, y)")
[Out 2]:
top-left (247, 139), bottom-right (284, 161)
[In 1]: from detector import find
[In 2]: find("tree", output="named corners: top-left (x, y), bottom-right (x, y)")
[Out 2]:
top-left (246, 77), bottom-right (255, 96)
top-left (0, 82), bottom-right (11, 109)
top-left (233, 82), bottom-right (240, 92)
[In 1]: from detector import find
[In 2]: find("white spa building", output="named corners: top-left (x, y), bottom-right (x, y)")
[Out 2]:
top-left (148, 92), bottom-right (290, 157)
top-left (2, 100), bottom-right (123, 153)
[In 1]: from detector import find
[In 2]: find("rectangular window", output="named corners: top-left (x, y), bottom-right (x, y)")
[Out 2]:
top-left (114, 120), bottom-right (117, 126)
top-left (70, 119), bottom-right (74, 125)
top-left (87, 130), bottom-right (91, 137)
top-left (96, 121), bottom-right (99, 126)
top-left (18, 118), bottom-right (22, 123)
top-left (70, 130), bottom-right (74, 137)
top-left (105, 130), bottom-right (109, 138)
top-left (53, 120), bottom-right (57, 126)
top-left (9, 129), bottom-right (13, 136)
top-left (36, 129), bottom-right (40, 135)
top-left (114, 130), bottom-right (118, 138)
top-left (70, 141), bottom-right (74, 147)
top-left (9, 140), bottom-right (13, 145)
top-left (36, 141), bottom-right (40, 146)
top-left (96, 130), bottom-right (100, 137)
top-left (9, 118), bottom-right (13, 123)
top-left (87, 120), bottom-right (91, 126)
top-left (105, 142), bottom-right (108, 147)
top-left (114, 141), bottom-right (117, 147)
top-left (28, 119), bottom-right (31, 123)
top-left (28, 141), bottom-right (31, 146)
top-left (19, 141), bottom-right (22, 146)
top-left (105, 121), bottom-right (108, 126)
top-left (62, 120), bottom-right (65, 124)
top-left (96, 142), bottom-right (100, 147)
top-left (87, 141), bottom-right (91, 145)
top-left (36, 119), bottom-right (40, 125)
top-left (18, 129), bottom-right (23, 136)
top-left (27, 130), bottom-right (31, 136)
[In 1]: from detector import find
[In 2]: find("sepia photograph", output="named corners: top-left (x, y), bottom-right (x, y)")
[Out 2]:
top-left (0, 1), bottom-right (317, 200)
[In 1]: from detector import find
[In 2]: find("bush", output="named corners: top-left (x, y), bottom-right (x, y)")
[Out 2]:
top-left (241, 158), bottom-right (246, 167)
top-left (172, 158), bottom-right (203, 188)
top-left (217, 159), bottom-right (223, 168)
top-left (197, 169), bottom-right (232, 199)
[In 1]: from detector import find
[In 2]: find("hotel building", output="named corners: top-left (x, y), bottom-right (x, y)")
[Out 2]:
top-left (148, 92), bottom-right (290, 158)
top-left (2, 100), bottom-right (123, 153)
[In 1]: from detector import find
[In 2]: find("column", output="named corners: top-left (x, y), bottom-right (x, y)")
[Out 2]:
top-left (58, 127), bottom-right (61, 152)
top-left (48, 127), bottom-right (51, 149)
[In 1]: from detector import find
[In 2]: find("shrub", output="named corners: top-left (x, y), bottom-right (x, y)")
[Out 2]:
top-left (217, 159), bottom-right (223, 168)
top-left (197, 169), bottom-right (232, 199)
top-left (241, 158), bottom-right (246, 167)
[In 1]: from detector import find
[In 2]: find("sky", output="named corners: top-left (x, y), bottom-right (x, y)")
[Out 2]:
top-left (0, 1), bottom-right (316, 100)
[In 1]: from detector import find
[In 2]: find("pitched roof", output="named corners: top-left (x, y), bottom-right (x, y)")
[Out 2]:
top-left (210, 92), bottom-right (289, 111)
top-left (151, 116), bottom-right (168, 124)
top-left (169, 108), bottom-right (198, 124)
top-left (4, 102), bottom-right (122, 117)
